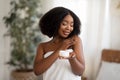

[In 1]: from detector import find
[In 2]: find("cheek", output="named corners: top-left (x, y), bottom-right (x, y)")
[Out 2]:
top-left (59, 25), bottom-right (66, 30)
top-left (58, 27), bottom-right (63, 34)
top-left (71, 27), bottom-right (74, 31)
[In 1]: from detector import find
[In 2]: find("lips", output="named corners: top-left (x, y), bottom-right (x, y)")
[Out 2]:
top-left (63, 31), bottom-right (71, 35)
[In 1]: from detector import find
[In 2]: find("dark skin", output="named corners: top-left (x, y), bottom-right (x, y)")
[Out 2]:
top-left (33, 35), bottom-right (85, 76)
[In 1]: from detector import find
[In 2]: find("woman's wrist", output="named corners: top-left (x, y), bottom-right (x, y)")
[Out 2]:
top-left (69, 54), bottom-right (76, 59)
top-left (54, 49), bottom-right (61, 57)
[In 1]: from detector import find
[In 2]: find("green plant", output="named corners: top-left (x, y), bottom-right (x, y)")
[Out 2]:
top-left (3, 0), bottom-right (42, 71)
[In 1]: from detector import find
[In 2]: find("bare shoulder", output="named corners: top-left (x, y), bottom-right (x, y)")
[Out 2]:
top-left (73, 35), bottom-right (82, 43)
top-left (37, 40), bottom-right (52, 53)
top-left (37, 41), bottom-right (49, 50)
top-left (37, 43), bottom-right (44, 53)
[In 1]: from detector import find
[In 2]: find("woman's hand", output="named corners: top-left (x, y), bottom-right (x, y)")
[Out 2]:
top-left (59, 52), bottom-right (76, 59)
top-left (57, 38), bottom-right (75, 50)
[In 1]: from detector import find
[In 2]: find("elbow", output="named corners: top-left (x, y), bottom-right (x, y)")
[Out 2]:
top-left (79, 64), bottom-right (85, 76)
top-left (33, 67), bottom-right (43, 76)
top-left (74, 71), bottom-right (84, 76)
top-left (33, 69), bottom-right (39, 76)
top-left (73, 70), bottom-right (84, 76)
top-left (78, 62), bottom-right (85, 75)
top-left (33, 65), bottom-right (38, 76)
top-left (73, 65), bottom-right (85, 76)
top-left (34, 69), bottom-right (43, 76)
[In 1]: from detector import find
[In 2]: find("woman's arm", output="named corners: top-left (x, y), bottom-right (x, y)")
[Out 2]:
top-left (69, 36), bottom-right (85, 76)
top-left (33, 43), bottom-right (60, 75)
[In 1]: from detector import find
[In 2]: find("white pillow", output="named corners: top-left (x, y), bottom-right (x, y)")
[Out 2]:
top-left (96, 61), bottom-right (120, 80)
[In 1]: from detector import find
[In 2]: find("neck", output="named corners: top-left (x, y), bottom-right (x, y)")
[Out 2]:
top-left (52, 36), bottom-right (65, 44)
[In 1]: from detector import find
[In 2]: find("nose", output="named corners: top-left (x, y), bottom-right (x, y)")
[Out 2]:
top-left (66, 25), bottom-right (71, 30)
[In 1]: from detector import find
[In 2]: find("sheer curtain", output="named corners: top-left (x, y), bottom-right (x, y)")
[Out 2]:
top-left (85, 0), bottom-right (120, 80)
top-left (83, 0), bottom-right (112, 80)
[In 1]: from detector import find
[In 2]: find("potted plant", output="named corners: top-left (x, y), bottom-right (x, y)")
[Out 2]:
top-left (3, 0), bottom-right (42, 80)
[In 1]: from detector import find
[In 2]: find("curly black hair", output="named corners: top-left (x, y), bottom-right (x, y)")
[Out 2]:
top-left (39, 7), bottom-right (81, 38)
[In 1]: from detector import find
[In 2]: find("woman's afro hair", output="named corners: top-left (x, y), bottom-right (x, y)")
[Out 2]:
top-left (39, 7), bottom-right (81, 38)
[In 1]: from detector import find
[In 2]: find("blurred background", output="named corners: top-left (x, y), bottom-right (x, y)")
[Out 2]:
top-left (0, 0), bottom-right (120, 80)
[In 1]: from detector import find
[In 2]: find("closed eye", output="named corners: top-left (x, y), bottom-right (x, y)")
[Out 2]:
top-left (70, 23), bottom-right (74, 27)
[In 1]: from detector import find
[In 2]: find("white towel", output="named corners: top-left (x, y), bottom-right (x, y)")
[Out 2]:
top-left (43, 49), bottom-right (81, 80)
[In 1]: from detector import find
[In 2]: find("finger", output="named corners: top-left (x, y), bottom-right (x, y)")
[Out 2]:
top-left (59, 56), bottom-right (65, 59)
top-left (59, 56), bottom-right (62, 59)
top-left (69, 52), bottom-right (76, 59)
top-left (68, 41), bottom-right (74, 46)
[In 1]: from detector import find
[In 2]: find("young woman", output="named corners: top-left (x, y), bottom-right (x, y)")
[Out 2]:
top-left (33, 7), bottom-right (85, 80)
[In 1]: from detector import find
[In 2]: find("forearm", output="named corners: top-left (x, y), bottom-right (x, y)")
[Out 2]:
top-left (69, 57), bottom-right (85, 76)
top-left (34, 50), bottom-right (59, 75)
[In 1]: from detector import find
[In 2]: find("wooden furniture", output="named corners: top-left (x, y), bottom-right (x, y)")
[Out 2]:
top-left (102, 49), bottom-right (120, 63)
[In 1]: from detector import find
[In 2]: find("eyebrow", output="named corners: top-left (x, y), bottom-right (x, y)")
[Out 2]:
top-left (62, 20), bottom-right (74, 23)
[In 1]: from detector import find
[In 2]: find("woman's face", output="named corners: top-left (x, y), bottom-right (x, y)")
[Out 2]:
top-left (58, 14), bottom-right (74, 38)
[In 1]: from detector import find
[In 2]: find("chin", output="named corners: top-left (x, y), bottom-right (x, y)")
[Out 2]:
top-left (60, 34), bottom-right (70, 38)
top-left (63, 35), bottom-right (70, 39)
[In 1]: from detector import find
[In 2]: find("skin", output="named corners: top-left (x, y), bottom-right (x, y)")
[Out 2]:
top-left (33, 14), bottom-right (85, 76)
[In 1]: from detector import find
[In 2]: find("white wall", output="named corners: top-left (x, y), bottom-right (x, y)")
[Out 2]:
top-left (110, 0), bottom-right (120, 49)
top-left (0, 0), bottom-right (11, 80)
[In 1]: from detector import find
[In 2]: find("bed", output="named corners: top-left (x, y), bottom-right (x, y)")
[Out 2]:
top-left (96, 49), bottom-right (120, 80)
